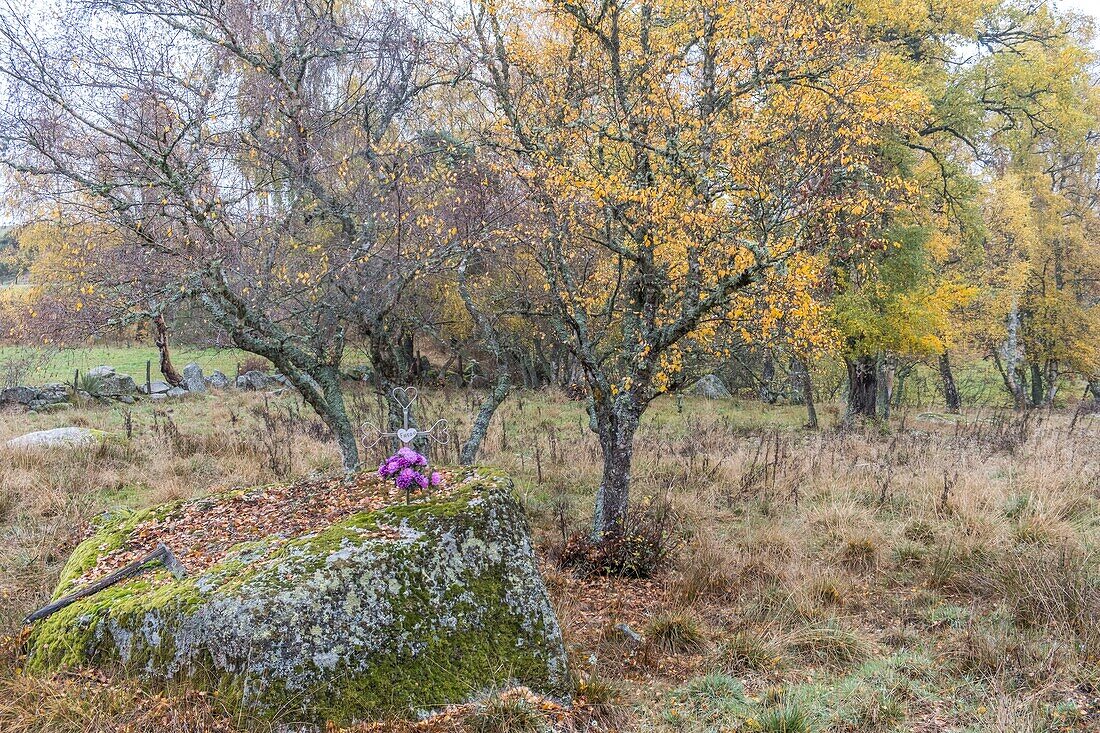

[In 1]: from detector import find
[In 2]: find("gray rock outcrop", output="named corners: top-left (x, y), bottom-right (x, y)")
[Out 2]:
top-left (26, 470), bottom-right (569, 724)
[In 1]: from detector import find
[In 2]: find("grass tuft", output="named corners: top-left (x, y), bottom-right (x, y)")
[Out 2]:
top-left (646, 611), bottom-right (708, 655)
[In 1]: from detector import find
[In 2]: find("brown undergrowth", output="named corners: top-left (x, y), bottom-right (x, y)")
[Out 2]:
top-left (1, 388), bottom-right (1099, 732)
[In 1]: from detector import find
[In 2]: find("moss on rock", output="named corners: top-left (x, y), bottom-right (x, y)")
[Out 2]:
top-left (27, 469), bottom-right (569, 725)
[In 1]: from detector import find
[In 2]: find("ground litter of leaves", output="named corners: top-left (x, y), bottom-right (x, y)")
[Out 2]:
top-left (75, 469), bottom-right (461, 588)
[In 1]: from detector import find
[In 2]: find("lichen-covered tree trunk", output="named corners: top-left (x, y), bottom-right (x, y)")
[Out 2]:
top-left (198, 272), bottom-right (359, 471)
top-left (846, 355), bottom-right (878, 419)
top-left (939, 350), bottom-right (961, 414)
top-left (997, 304), bottom-right (1027, 410)
top-left (793, 356), bottom-right (818, 429)
top-left (456, 254), bottom-right (513, 465)
top-left (759, 348), bottom-right (777, 403)
top-left (152, 313), bottom-right (184, 387)
top-left (592, 400), bottom-right (640, 539)
top-left (460, 373), bottom-right (510, 465)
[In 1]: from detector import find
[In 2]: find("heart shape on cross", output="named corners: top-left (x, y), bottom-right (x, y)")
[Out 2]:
top-left (397, 428), bottom-right (418, 443)
top-left (392, 387), bottom-right (418, 408)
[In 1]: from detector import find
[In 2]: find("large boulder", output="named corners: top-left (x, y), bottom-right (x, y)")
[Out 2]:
top-left (85, 366), bottom-right (138, 398)
top-left (26, 469), bottom-right (569, 724)
top-left (182, 363), bottom-right (206, 393)
top-left (138, 380), bottom-right (172, 395)
top-left (686, 374), bottom-right (731, 399)
top-left (5, 426), bottom-right (105, 449)
top-left (205, 370), bottom-right (230, 389)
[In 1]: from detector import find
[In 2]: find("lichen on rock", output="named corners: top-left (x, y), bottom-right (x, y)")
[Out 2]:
top-left (26, 468), bottom-right (570, 725)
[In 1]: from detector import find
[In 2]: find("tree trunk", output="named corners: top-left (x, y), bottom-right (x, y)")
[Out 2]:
top-left (879, 354), bottom-right (896, 421)
top-left (938, 350), bottom-right (961, 414)
top-left (846, 355), bottom-right (877, 419)
top-left (794, 356), bottom-right (818, 429)
top-left (285, 365), bottom-right (359, 471)
top-left (1043, 360), bottom-right (1059, 406)
top-left (152, 313), bottom-right (184, 387)
top-left (592, 401), bottom-right (640, 539)
top-left (325, 387), bottom-right (360, 472)
top-left (997, 304), bottom-right (1027, 409)
top-left (759, 349), bottom-right (776, 403)
top-left (1029, 362), bottom-right (1044, 408)
top-left (460, 373), bottom-right (511, 465)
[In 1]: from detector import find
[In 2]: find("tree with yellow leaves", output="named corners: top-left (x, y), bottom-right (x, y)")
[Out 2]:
top-left (471, 0), bottom-right (920, 535)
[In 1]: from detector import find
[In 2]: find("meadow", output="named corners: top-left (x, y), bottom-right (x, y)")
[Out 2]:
top-left (0, 376), bottom-right (1097, 732)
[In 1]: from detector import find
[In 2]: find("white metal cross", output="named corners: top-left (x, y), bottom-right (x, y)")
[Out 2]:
top-left (361, 386), bottom-right (449, 450)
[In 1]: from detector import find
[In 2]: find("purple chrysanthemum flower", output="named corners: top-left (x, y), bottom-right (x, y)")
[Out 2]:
top-left (380, 446), bottom-right (438, 496)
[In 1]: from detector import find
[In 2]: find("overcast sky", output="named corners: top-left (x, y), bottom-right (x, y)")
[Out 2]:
top-left (1058, 0), bottom-right (1100, 29)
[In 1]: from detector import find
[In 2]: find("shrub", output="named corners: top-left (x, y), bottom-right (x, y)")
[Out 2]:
top-left (552, 496), bottom-right (680, 578)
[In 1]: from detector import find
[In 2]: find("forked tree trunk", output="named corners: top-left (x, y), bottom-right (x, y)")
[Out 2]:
top-left (592, 402), bottom-right (640, 539)
top-left (846, 355), bottom-right (877, 419)
top-left (152, 313), bottom-right (184, 387)
top-left (939, 350), bottom-right (961, 414)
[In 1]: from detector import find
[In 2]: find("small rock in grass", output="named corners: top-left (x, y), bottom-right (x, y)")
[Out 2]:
top-left (5, 427), bottom-right (103, 449)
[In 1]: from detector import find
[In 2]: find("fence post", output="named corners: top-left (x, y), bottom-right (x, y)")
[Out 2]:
top-left (146, 360), bottom-right (152, 394)
top-left (73, 369), bottom-right (79, 391)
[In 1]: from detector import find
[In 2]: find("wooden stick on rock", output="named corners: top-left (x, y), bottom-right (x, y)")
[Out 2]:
top-left (25, 543), bottom-right (186, 624)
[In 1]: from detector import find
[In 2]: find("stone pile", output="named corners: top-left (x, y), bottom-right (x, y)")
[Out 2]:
top-left (0, 362), bottom-right (260, 411)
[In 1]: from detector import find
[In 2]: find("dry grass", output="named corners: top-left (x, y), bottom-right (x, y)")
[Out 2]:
top-left (1, 387), bottom-right (1099, 731)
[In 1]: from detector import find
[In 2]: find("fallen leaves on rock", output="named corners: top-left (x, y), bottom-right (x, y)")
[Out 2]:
top-left (76, 470), bottom-right (460, 588)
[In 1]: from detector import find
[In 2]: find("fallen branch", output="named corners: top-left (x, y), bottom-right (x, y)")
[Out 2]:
top-left (25, 543), bottom-right (186, 624)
